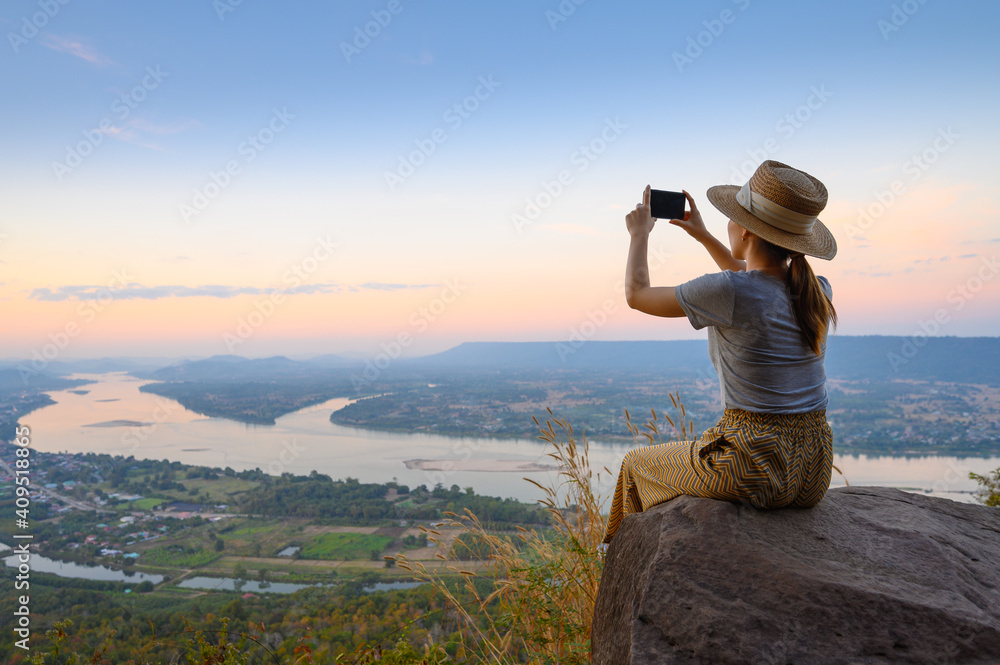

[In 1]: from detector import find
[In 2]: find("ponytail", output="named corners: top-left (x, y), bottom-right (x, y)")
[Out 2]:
top-left (786, 252), bottom-right (837, 355)
top-left (758, 239), bottom-right (837, 355)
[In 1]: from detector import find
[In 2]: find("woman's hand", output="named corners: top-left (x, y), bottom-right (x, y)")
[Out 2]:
top-left (626, 185), bottom-right (655, 238)
top-left (668, 190), bottom-right (747, 272)
top-left (667, 190), bottom-right (708, 241)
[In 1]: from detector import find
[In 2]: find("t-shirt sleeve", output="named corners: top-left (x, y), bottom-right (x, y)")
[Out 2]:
top-left (674, 271), bottom-right (736, 330)
top-left (817, 275), bottom-right (833, 302)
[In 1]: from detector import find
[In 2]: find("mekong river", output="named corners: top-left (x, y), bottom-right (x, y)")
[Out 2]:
top-left (23, 372), bottom-right (997, 504)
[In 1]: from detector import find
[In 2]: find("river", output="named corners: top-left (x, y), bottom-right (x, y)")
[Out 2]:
top-left (21, 372), bottom-right (998, 504)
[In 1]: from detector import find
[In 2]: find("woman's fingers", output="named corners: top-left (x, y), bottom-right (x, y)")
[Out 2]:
top-left (683, 189), bottom-right (699, 212)
top-left (626, 185), bottom-right (656, 235)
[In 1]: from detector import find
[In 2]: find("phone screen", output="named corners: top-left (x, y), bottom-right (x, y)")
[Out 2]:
top-left (649, 189), bottom-right (686, 220)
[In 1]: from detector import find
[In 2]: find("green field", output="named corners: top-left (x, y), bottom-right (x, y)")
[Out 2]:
top-left (222, 519), bottom-right (307, 556)
top-left (176, 475), bottom-right (261, 502)
top-left (300, 533), bottom-right (395, 560)
top-left (228, 521), bottom-right (289, 538)
top-left (116, 497), bottom-right (165, 510)
top-left (136, 545), bottom-right (221, 568)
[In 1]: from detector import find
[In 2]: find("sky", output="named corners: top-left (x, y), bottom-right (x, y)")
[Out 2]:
top-left (1, 0), bottom-right (999, 360)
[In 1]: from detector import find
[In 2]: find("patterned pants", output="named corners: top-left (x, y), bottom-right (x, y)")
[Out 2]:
top-left (603, 408), bottom-right (833, 543)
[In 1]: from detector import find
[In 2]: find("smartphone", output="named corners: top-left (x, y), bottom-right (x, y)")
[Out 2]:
top-left (649, 189), bottom-right (686, 220)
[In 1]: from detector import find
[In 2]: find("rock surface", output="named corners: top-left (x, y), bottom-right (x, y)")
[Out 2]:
top-left (592, 486), bottom-right (1000, 665)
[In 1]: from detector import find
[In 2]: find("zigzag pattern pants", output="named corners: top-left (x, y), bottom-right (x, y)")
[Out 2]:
top-left (603, 408), bottom-right (833, 543)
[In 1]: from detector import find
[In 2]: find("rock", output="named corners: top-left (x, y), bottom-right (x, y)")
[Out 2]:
top-left (592, 486), bottom-right (1000, 665)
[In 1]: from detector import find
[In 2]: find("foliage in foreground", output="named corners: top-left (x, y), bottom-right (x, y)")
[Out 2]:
top-left (25, 617), bottom-right (314, 665)
top-left (969, 466), bottom-right (1000, 507)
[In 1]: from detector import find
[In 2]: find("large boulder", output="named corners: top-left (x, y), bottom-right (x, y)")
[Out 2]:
top-left (592, 486), bottom-right (1000, 664)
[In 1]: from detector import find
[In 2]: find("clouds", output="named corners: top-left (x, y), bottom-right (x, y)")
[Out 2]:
top-left (28, 282), bottom-right (440, 302)
top-left (107, 117), bottom-right (201, 150)
top-left (40, 35), bottom-right (113, 66)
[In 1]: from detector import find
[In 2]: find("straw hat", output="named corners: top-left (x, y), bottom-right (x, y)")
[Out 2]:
top-left (706, 160), bottom-right (837, 260)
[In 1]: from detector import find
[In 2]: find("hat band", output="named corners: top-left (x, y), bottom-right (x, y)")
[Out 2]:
top-left (736, 181), bottom-right (817, 235)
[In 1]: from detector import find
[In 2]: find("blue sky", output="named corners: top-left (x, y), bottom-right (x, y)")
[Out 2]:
top-left (1, 0), bottom-right (999, 358)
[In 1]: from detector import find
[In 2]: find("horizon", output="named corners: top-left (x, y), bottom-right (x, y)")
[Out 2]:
top-left (2, 1), bottom-right (999, 360)
top-left (2, 333), bottom-right (998, 365)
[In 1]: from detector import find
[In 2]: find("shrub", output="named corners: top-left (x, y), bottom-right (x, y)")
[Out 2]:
top-left (970, 466), bottom-right (1000, 507)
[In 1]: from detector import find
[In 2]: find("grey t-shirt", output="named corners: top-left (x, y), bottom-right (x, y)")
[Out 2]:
top-left (674, 270), bottom-right (833, 414)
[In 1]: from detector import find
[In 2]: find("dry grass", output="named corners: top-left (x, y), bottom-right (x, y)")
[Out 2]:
top-left (391, 392), bottom-right (693, 664)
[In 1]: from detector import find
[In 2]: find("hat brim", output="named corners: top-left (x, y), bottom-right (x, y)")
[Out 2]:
top-left (706, 185), bottom-right (837, 260)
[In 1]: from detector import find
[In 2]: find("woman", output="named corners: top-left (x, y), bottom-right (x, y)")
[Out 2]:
top-left (603, 160), bottom-right (838, 544)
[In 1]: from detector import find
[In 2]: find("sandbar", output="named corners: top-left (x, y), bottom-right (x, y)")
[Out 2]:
top-left (83, 420), bottom-right (153, 428)
top-left (403, 458), bottom-right (556, 472)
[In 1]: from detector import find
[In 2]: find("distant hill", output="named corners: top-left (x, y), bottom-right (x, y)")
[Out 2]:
top-left (415, 337), bottom-right (1000, 384)
top-left (824, 335), bottom-right (1000, 383)
top-left (123, 336), bottom-right (999, 386)
top-left (413, 340), bottom-right (710, 374)
top-left (138, 355), bottom-right (319, 382)
top-left (307, 353), bottom-right (358, 367)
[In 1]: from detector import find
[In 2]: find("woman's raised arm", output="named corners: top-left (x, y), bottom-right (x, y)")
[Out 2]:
top-left (625, 186), bottom-right (685, 318)
top-left (670, 190), bottom-right (746, 272)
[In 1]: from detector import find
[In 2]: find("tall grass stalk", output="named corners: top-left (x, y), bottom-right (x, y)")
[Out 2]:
top-left (392, 395), bottom-right (691, 664)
